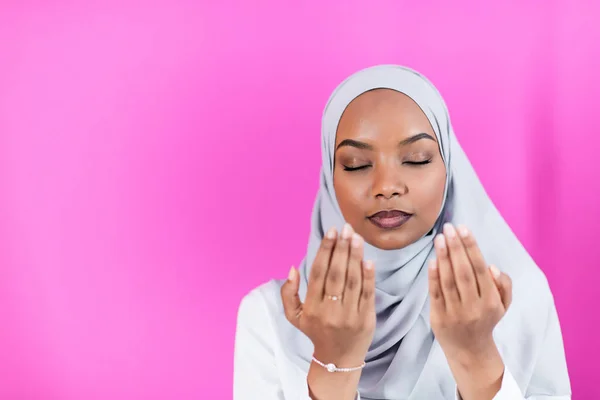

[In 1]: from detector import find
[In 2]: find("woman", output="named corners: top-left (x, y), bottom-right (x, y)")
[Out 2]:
top-left (233, 65), bottom-right (571, 400)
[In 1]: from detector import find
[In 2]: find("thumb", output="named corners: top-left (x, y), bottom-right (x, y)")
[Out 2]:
top-left (490, 265), bottom-right (512, 310)
top-left (280, 266), bottom-right (303, 327)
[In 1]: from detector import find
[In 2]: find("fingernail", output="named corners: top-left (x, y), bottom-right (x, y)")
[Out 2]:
top-left (351, 233), bottom-right (362, 248)
top-left (288, 266), bottom-right (296, 281)
top-left (342, 223), bottom-right (352, 239)
top-left (428, 259), bottom-right (437, 271)
top-left (434, 234), bottom-right (446, 249)
top-left (490, 265), bottom-right (501, 279)
top-left (364, 260), bottom-right (374, 270)
top-left (326, 226), bottom-right (336, 239)
top-left (457, 225), bottom-right (469, 238)
top-left (443, 223), bottom-right (456, 238)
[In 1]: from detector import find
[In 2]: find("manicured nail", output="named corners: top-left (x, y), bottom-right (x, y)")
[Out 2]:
top-left (443, 223), bottom-right (456, 238)
top-left (434, 234), bottom-right (446, 249)
top-left (288, 266), bottom-right (296, 281)
top-left (428, 259), bottom-right (438, 271)
top-left (490, 265), bottom-right (501, 279)
top-left (457, 225), bottom-right (469, 238)
top-left (351, 233), bottom-right (362, 248)
top-left (342, 223), bottom-right (352, 239)
top-left (364, 260), bottom-right (374, 270)
top-left (326, 226), bottom-right (337, 239)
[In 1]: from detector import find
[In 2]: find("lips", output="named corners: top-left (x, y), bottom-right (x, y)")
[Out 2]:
top-left (368, 210), bottom-right (412, 229)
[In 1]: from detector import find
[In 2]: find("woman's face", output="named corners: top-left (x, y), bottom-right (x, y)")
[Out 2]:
top-left (333, 89), bottom-right (446, 250)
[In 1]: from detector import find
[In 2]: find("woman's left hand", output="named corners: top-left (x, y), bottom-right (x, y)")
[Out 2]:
top-left (428, 223), bottom-right (512, 400)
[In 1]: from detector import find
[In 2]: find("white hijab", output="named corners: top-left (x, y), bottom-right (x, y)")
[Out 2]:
top-left (275, 65), bottom-right (570, 399)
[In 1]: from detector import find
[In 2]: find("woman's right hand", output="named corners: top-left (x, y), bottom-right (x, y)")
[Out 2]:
top-left (281, 223), bottom-right (376, 374)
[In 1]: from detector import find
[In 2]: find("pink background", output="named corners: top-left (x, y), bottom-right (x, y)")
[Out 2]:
top-left (1, 1), bottom-right (598, 398)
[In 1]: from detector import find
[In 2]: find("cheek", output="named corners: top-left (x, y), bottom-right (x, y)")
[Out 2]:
top-left (333, 172), bottom-right (368, 218)
top-left (410, 166), bottom-right (446, 216)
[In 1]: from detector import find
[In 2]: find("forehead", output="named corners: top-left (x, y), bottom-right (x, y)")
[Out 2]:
top-left (335, 88), bottom-right (435, 143)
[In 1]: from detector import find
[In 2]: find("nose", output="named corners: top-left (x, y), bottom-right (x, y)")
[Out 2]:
top-left (372, 164), bottom-right (408, 199)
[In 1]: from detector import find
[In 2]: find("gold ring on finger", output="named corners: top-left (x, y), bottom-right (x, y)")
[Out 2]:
top-left (326, 294), bottom-right (342, 301)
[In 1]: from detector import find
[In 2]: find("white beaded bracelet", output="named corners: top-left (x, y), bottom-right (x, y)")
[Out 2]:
top-left (312, 356), bottom-right (366, 373)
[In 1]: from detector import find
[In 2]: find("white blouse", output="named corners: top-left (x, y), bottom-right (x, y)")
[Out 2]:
top-left (233, 280), bottom-right (571, 400)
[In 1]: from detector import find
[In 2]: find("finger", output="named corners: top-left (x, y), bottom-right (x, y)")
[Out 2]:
top-left (434, 233), bottom-right (460, 309)
top-left (428, 259), bottom-right (445, 311)
top-left (343, 232), bottom-right (364, 310)
top-left (358, 260), bottom-right (375, 314)
top-left (490, 265), bottom-right (512, 310)
top-left (456, 225), bottom-right (495, 297)
top-left (281, 266), bottom-right (303, 327)
top-left (443, 223), bottom-right (479, 304)
top-left (306, 226), bottom-right (337, 302)
top-left (324, 223), bottom-right (353, 300)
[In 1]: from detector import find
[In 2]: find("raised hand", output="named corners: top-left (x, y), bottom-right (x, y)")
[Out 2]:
top-left (428, 223), bottom-right (513, 400)
top-left (281, 223), bottom-right (375, 400)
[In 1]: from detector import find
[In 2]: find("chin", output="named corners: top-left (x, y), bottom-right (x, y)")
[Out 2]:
top-left (365, 231), bottom-right (415, 251)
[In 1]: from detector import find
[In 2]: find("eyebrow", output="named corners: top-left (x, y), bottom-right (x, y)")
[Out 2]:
top-left (336, 132), bottom-right (436, 151)
top-left (400, 132), bottom-right (436, 145)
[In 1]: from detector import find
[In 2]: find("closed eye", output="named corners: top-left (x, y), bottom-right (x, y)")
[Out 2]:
top-left (403, 160), bottom-right (431, 165)
top-left (343, 165), bottom-right (371, 171)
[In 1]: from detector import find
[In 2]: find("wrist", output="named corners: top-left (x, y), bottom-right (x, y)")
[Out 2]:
top-left (446, 336), bottom-right (498, 369)
top-left (307, 361), bottom-right (362, 400)
top-left (312, 347), bottom-right (367, 369)
top-left (447, 342), bottom-right (505, 400)
top-left (451, 348), bottom-right (504, 379)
